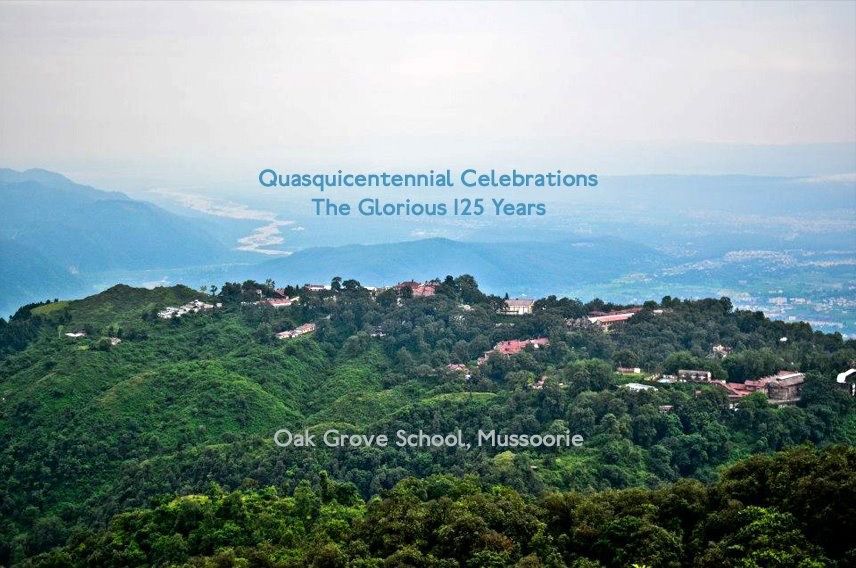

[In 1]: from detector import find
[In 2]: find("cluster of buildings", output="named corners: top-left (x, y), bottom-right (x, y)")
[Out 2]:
top-left (668, 368), bottom-right (807, 406)
top-left (441, 337), bottom-right (553, 374)
top-left (157, 299), bottom-right (221, 319)
top-left (275, 322), bottom-right (317, 340)
top-left (477, 337), bottom-right (549, 365)
top-left (300, 280), bottom-right (434, 296)
top-left (296, 284), bottom-right (540, 313)
top-left (717, 371), bottom-right (806, 406)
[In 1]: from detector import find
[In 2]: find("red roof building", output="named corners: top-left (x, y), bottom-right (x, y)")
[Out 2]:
top-left (713, 370), bottom-right (805, 406)
top-left (477, 337), bottom-right (549, 365)
top-left (395, 281), bottom-right (437, 297)
top-left (587, 308), bottom-right (643, 330)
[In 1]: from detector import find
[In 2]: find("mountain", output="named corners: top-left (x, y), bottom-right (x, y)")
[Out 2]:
top-left (0, 169), bottom-right (230, 272)
top-left (0, 169), bottom-right (245, 316)
top-left (256, 236), bottom-right (662, 295)
top-left (0, 280), bottom-right (853, 565)
top-left (0, 167), bottom-right (123, 195)
top-left (0, 239), bottom-right (82, 308)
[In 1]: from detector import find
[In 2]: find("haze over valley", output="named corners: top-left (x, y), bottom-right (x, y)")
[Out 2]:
top-left (2, 167), bottom-right (853, 336)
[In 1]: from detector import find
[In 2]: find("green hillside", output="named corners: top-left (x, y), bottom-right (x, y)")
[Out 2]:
top-left (29, 446), bottom-right (856, 567)
top-left (1, 277), bottom-right (854, 565)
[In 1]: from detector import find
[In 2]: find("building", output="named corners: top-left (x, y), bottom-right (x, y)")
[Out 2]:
top-left (713, 370), bottom-right (806, 406)
top-left (276, 322), bottom-right (317, 340)
top-left (157, 299), bottom-right (219, 319)
top-left (304, 283), bottom-right (329, 292)
top-left (765, 374), bottom-right (805, 403)
top-left (621, 382), bottom-right (657, 392)
top-left (64, 332), bottom-right (86, 338)
top-left (395, 280), bottom-right (437, 297)
top-left (446, 363), bottom-right (471, 380)
top-left (678, 369), bottom-right (713, 382)
top-left (714, 381), bottom-right (756, 405)
top-left (477, 337), bottom-right (549, 365)
top-left (412, 283), bottom-right (437, 297)
top-left (587, 307), bottom-right (642, 331)
top-left (494, 338), bottom-right (549, 355)
top-left (712, 344), bottom-right (732, 358)
top-left (617, 367), bottom-right (642, 375)
top-left (501, 298), bottom-right (535, 316)
top-left (264, 297), bottom-right (299, 308)
top-left (837, 369), bottom-right (856, 397)
top-left (565, 317), bottom-right (597, 330)
top-left (745, 371), bottom-right (805, 404)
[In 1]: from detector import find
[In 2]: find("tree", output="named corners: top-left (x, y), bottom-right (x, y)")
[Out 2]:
top-left (294, 480), bottom-right (321, 523)
top-left (696, 507), bottom-right (828, 567)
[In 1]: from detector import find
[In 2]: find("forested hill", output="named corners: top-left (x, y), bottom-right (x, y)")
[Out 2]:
top-left (1, 277), bottom-right (854, 566)
top-left (29, 446), bottom-right (856, 567)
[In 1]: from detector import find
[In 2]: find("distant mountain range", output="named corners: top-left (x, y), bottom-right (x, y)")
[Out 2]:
top-left (253, 236), bottom-right (662, 296)
top-left (2, 168), bottom-right (853, 334)
top-left (0, 168), bottom-right (246, 314)
top-left (0, 168), bottom-right (236, 270)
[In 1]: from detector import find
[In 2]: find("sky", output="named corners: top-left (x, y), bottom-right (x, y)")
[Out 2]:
top-left (1, 1), bottom-right (855, 191)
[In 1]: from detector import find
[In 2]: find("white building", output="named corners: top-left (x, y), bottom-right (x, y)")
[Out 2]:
top-left (621, 382), bottom-right (657, 392)
top-left (157, 299), bottom-right (218, 319)
top-left (502, 298), bottom-right (535, 315)
top-left (276, 322), bottom-right (317, 340)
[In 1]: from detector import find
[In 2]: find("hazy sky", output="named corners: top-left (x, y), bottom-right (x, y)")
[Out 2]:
top-left (1, 1), bottom-right (855, 188)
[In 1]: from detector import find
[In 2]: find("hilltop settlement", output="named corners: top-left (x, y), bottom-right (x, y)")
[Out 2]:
top-left (1, 274), bottom-right (855, 567)
top-left (140, 278), bottom-right (856, 410)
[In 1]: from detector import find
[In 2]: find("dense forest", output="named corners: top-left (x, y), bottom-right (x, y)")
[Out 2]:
top-left (25, 446), bottom-right (856, 567)
top-left (1, 276), bottom-right (854, 566)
